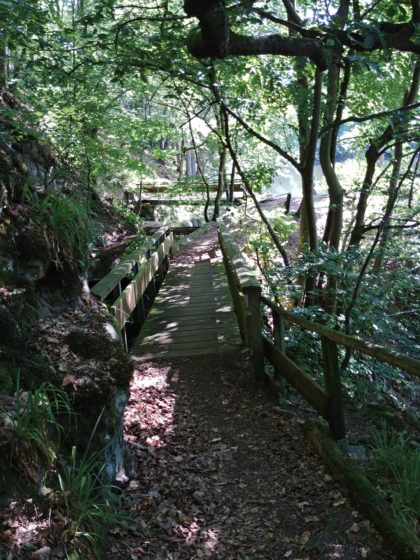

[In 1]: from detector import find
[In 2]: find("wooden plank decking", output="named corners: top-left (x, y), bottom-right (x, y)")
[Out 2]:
top-left (130, 259), bottom-right (241, 360)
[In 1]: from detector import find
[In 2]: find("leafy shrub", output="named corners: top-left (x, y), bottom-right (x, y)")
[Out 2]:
top-left (113, 200), bottom-right (144, 229)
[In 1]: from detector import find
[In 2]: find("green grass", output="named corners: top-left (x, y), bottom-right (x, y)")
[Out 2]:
top-left (2, 379), bottom-right (138, 555)
top-left (58, 446), bottom-right (124, 555)
top-left (8, 376), bottom-right (73, 478)
top-left (370, 422), bottom-right (420, 534)
top-left (57, 414), bottom-right (136, 557)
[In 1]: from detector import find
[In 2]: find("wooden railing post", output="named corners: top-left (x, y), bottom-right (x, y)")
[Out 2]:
top-left (285, 193), bottom-right (291, 214)
top-left (135, 296), bottom-right (145, 328)
top-left (272, 309), bottom-right (286, 394)
top-left (169, 229), bottom-right (174, 260)
top-left (218, 229), bottom-right (247, 342)
top-left (121, 326), bottom-right (129, 352)
top-left (244, 286), bottom-right (265, 385)
top-left (321, 337), bottom-right (345, 440)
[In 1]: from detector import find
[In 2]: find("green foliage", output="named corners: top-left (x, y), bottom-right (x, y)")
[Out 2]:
top-left (8, 376), bottom-right (72, 478)
top-left (112, 201), bottom-right (144, 230)
top-left (57, 414), bottom-right (135, 557)
top-left (343, 236), bottom-right (419, 357)
top-left (0, 366), bottom-right (19, 394)
top-left (23, 187), bottom-right (93, 269)
top-left (370, 423), bottom-right (420, 535)
top-left (244, 163), bottom-right (274, 192)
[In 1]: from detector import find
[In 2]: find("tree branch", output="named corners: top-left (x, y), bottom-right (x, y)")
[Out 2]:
top-left (184, 0), bottom-right (420, 67)
top-left (320, 101), bottom-right (420, 134)
top-left (179, 102), bottom-right (216, 128)
top-left (221, 104), bottom-right (301, 170)
top-left (333, 24), bottom-right (420, 55)
top-left (251, 8), bottom-right (306, 35)
top-left (281, 0), bottom-right (303, 26)
top-left (184, 0), bottom-right (331, 68)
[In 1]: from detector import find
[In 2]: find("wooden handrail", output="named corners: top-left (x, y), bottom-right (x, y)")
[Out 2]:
top-left (218, 227), bottom-right (420, 440)
top-left (92, 226), bottom-right (173, 350)
top-left (91, 226), bottom-right (170, 301)
top-left (260, 296), bottom-right (420, 378)
top-left (218, 223), bottom-right (260, 290)
top-left (141, 181), bottom-right (244, 193)
top-left (218, 224), bottom-right (264, 383)
top-left (111, 233), bottom-right (174, 329)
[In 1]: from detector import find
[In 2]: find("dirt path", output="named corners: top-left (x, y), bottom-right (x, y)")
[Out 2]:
top-left (107, 227), bottom-right (390, 560)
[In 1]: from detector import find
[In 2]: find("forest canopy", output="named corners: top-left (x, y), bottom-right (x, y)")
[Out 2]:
top-left (1, 0), bottom-right (418, 323)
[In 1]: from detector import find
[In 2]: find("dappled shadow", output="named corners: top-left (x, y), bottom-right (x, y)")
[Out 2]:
top-left (172, 223), bottom-right (220, 266)
top-left (107, 352), bottom-right (388, 559)
top-left (107, 225), bottom-right (389, 558)
top-left (130, 223), bottom-right (241, 360)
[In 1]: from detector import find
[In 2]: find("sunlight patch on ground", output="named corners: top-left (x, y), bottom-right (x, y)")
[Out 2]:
top-left (174, 521), bottom-right (220, 556)
top-left (123, 362), bottom-right (222, 556)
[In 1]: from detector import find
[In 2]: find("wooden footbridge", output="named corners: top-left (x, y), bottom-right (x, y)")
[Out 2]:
top-left (131, 257), bottom-right (241, 360)
top-left (91, 224), bottom-right (420, 441)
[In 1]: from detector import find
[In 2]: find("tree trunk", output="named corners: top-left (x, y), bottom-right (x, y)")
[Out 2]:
top-left (319, 53), bottom-right (346, 312)
top-left (372, 141), bottom-right (403, 272)
top-left (293, 59), bottom-right (311, 254)
top-left (228, 160), bottom-right (235, 202)
top-left (0, 41), bottom-right (8, 88)
top-left (320, 58), bottom-right (344, 250)
top-left (177, 137), bottom-right (185, 180)
top-left (348, 146), bottom-right (380, 247)
top-left (212, 144), bottom-right (227, 221)
top-left (330, 57), bottom-right (352, 165)
top-left (349, 59), bottom-right (419, 247)
top-left (298, 69), bottom-right (323, 305)
top-left (300, 68), bottom-right (323, 254)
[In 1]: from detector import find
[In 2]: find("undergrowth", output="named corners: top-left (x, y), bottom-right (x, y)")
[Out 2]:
top-left (58, 413), bottom-right (133, 558)
top-left (1, 382), bottom-right (134, 556)
top-left (23, 185), bottom-right (94, 269)
top-left (370, 423), bottom-right (420, 536)
top-left (10, 376), bottom-right (72, 478)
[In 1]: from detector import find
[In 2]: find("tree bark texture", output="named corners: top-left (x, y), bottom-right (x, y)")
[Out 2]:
top-left (184, 0), bottom-right (419, 68)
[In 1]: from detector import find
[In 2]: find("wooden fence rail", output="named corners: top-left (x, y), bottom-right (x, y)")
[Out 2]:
top-left (92, 226), bottom-right (173, 350)
top-left (260, 296), bottom-right (420, 378)
top-left (111, 233), bottom-right (173, 330)
top-left (218, 224), bottom-right (265, 383)
top-left (91, 226), bottom-right (171, 302)
top-left (218, 224), bottom-right (420, 440)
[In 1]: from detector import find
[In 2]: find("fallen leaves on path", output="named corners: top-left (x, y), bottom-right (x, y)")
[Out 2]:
top-left (107, 352), bottom-right (389, 560)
